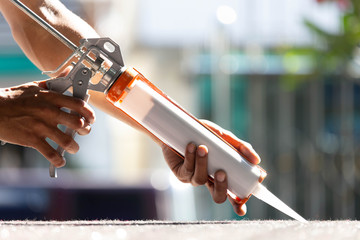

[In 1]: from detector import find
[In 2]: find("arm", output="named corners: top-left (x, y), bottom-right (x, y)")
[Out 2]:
top-left (0, 0), bottom-right (96, 167)
top-left (0, 0), bottom-right (98, 72)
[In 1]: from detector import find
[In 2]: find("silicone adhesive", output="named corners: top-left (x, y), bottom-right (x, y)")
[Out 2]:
top-left (106, 67), bottom-right (267, 201)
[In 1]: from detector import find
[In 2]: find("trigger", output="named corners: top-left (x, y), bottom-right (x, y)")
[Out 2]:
top-left (46, 77), bottom-right (72, 94)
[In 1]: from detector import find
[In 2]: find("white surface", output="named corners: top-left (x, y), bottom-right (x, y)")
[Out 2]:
top-left (0, 220), bottom-right (359, 240)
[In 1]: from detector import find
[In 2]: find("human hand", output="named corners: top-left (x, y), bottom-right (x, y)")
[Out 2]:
top-left (0, 81), bottom-right (95, 167)
top-left (162, 120), bottom-right (261, 216)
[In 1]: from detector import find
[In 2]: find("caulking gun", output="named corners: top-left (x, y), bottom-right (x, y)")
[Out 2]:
top-left (9, 0), bottom-right (307, 222)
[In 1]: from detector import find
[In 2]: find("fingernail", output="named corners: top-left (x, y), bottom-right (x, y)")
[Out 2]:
top-left (187, 143), bottom-right (196, 153)
top-left (216, 171), bottom-right (226, 182)
top-left (197, 146), bottom-right (207, 157)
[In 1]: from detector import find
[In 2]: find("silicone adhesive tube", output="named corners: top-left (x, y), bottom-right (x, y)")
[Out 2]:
top-left (106, 67), bottom-right (267, 203)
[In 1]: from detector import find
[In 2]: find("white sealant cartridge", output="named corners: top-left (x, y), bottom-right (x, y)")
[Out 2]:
top-left (106, 67), bottom-right (266, 204)
top-left (106, 67), bottom-right (307, 223)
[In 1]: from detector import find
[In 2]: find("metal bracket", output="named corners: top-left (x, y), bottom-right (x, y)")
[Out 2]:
top-left (47, 66), bottom-right (92, 178)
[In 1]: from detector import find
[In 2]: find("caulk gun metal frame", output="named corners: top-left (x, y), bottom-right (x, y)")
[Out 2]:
top-left (10, 0), bottom-right (125, 177)
top-left (46, 38), bottom-right (126, 177)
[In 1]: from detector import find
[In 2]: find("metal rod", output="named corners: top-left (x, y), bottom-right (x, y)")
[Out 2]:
top-left (9, 0), bottom-right (78, 51)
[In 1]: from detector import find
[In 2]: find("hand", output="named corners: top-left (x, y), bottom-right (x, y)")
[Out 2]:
top-left (162, 120), bottom-right (261, 216)
top-left (0, 81), bottom-right (95, 167)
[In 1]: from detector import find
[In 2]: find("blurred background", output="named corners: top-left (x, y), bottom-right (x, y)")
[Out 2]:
top-left (0, 0), bottom-right (359, 221)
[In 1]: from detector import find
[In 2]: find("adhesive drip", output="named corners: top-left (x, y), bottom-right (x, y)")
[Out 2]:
top-left (252, 184), bottom-right (307, 223)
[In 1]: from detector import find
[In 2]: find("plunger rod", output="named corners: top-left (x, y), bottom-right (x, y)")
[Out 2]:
top-left (9, 0), bottom-right (78, 51)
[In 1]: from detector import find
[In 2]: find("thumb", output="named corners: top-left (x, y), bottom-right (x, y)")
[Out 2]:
top-left (56, 66), bottom-right (73, 77)
top-left (35, 66), bottom-right (73, 89)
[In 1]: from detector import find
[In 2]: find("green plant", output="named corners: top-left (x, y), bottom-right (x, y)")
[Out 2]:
top-left (280, 0), bottom-right (360, 89)
top-left (305, 0), bottom-right (360, 76)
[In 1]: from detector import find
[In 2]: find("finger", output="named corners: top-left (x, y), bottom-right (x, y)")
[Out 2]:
top-left (191, 145), bottom-right (208, 186)
top-left (181, 143), bottom-right (196, 180)
top-left (29, 104), bottom-right (92, 136)
top-left (204, 122), bottom-right (260, 165)
top-left (50, 128), bottom-right (79, 154)
top-left (63, 99), bottom-right (96, 125)
top-left (212, 170), bottom-right (228, 204)
top-left (76, 122), bottom-right (91, 136)
top-left (43, 93), bottom-right (96, 124)
top-left (55, 111), bottom-right (91, 135)
top-left (236, 140), bottom-right (261, 164)
top-left (70, 100), bottom-right (96, 125)
top-left (37, 123), bottom-right (79, 154)
top-left (33, 139), bottom-right (66, 168)
top-left (228, 195), bottom-right (247, 216)
top-left (162, 144), bottom-right (189, 182)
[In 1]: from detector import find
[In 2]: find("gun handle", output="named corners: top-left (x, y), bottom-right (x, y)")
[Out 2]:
top-left (49, 95), bottom-right (90, 178)
top-left (49, 125), bottom-right (77, 178)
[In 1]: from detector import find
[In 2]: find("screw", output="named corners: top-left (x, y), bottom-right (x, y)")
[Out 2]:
top-left (82, 69), bottom-right (88, 75)
top-left (78, 80), bottom-right (83, 86)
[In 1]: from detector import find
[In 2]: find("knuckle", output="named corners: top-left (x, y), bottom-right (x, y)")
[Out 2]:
top-left (72, 117), bottom-right (84, 129)
top-left (43, 148), bottom-right (64, 167)
top-left (193, 176), bottom-right (207, 186)
top-left (183, 165), bottom-right (194, 176)
top-left (73, 98), bottom-right (86, 108)
top-left (61, 135), bottom-right (75, 150)
top-left (47, 150), bottom-right (59, 162)
top-left (214, 196), bottom-right (227, 204)
top-left (177, 170), bottom-right (192, 183)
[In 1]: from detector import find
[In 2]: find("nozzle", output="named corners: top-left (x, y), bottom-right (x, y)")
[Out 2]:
top-left (252, 184), bottom-right (307, 223)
